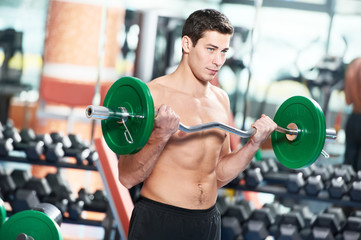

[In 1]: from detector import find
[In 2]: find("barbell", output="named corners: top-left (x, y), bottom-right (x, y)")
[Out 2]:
top-left (85, 76), bottom-right (336, 169)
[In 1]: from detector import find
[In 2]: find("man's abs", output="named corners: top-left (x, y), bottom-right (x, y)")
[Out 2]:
top-left (140, 167), bottom-right (219, 210)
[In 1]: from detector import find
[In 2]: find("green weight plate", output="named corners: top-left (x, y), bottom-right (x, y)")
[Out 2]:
top-left (0, 210), bottom-right (62, 240)
top-left (102, 76), bottom-right (155, 155)
top-left (0, 198), bottom-right (5, 229)
top-left (271, 96), bottom-right (326, 169)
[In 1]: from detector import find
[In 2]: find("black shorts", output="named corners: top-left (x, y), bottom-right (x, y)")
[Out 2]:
top-left (128, 196), bottom-right (221, 240)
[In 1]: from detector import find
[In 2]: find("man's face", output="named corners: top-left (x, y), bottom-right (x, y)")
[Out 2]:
top-left (188, 30), bottom-right (232, 82)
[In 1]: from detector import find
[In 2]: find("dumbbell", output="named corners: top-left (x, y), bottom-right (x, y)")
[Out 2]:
top-left (0, 171), bottom-right (17, 202)
top-left (342, 214), bottom-right (361, 240)
top-left (37, 132), bottom-right (83, 163)
top-left (0, 138), bottom-right (14, 157)
top-left (5, 173), bottom-right (56, 213)
top-left (47, 132), bottom-right (90, 164)
top-left (86, 150), bottom-right (99, 166)
top-left (349, 180), bottom-right (361, 202)
top-left (0, 124), bottom-right (17, 157)
top-left (11, 189), bottom-right (41, 214)
top-left (68, 188), bottom-right (108, 221)
top-left (335, 165), bottom-right (356, 182)
top-left (287, 172), bottom-right (306, 194)
top-left (0, 169), bottom-right (41, 213)
top-left (221, 216), bottom-right (243, 240)
top-left (243, 158), bottom-right (277, 187)
top-left (42, 132), bottom-right (67, 162)
top-left (225, 199), bottom-right (255, 225)
top-left (43, 172), bottom-right (74, 215)
top-left (65, 133), bottom-right (92, 165)
top-left (23, 177), bottom-right (52, 202)
top-left (91, 190), bottom-right (108, 212)
top-left (244, 167), bottom-right (263, 188)
top-left (0, 125), bottom-right (15, 157)
top-left (9, 175), bottom-right (51, 213)
top-left (328, 165), bottom-right (356, 199)
top-left (304, 175), bottom-right (324, 196)
top-left (286, 167), bottom-right (314, 193)
top-left (67, 199), bottom-right (85, 221)
top-left (13, 129), bottom-right (45, 161)
top-left (11, 169), bottom-right (31, 190)
top-left (0, 126), bottom-right (23, 157)
top-left (45, 132), bottom-right (79, 163)
top-left (276, 209), bottom-right (306, 239)
top-left (0, 198), bottom-right (63, 240)
top-left (263, 158), bottom-right (279, 173)
top-left (50, 132), bottom-right (72, 149)
top-left (2, 125), bottom-right (21, 143)
top-left (243, 202), bottom-right (281, 239)
top-left (292, 205), bottom-right (314, 229)
top-left (325, 165), bottom-right (361, 202)
top-left (0, 127), bottom-right (46, 161)
top-left (304, 165), bottom-right (333, 196)
top-left (221, 199), bottom-right (255, 239)
top-left (77, 188), bottom-right (108, 212)
top-left (45, 172), bottom-right (73, 200)
top-left (310, 207), bottom-right (346, 240)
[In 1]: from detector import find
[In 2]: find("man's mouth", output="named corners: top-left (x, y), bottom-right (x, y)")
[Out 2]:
top-left (207, 68), bottom-right (218, 75)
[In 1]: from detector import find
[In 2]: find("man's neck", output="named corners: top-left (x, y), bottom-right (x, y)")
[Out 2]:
top-left (171, 61), bottom-right (211, 98)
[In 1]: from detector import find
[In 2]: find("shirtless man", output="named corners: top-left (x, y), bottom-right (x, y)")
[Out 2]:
top-left (344, 57), bottom-right (361, 170)
top-left (118, 9), bottom-right (277, 240)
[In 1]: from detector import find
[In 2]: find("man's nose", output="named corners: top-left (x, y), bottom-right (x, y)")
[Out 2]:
top-left (212, 52), bottom-right (223, 67)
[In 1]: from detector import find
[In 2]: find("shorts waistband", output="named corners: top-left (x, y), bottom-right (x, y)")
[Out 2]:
top-left (137, 196), bottom-right (218, 218)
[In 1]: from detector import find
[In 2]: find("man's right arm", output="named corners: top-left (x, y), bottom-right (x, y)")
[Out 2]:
top-left (117, 105), bottom-right (179, 189)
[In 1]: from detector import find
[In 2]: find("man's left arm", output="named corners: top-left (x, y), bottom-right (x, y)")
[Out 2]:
top-left (215, 115), bottom-right (276, 188)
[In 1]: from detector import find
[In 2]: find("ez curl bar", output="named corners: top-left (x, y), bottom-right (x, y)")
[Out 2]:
top-left (85, 77), bottom-right (336, 169)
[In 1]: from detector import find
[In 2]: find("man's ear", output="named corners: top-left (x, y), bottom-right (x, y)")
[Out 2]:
top-left (182, 36), bottom-right (192, 53)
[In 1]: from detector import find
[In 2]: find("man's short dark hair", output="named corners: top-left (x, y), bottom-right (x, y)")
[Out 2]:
top-left (182, 9), bottom-right (234, 46)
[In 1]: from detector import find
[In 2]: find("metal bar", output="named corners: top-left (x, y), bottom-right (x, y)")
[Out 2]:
top-left (85, 105), bottom-right (335, 140)
top-left (179, 122), bottom-right (255, 138)
top-left (276, 126), bottom-right (298, 135)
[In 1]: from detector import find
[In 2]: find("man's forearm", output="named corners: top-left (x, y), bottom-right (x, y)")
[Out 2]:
top-left (216, 140), bottom-right (260, 188)
top-left (118, 133), bottom-right (169, 189)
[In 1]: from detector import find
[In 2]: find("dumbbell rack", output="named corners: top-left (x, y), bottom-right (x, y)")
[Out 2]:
top-left (228, 183), bottom-right (361, 209)
top-left (1, 152), bottom-right (97, 171)
top-left (0, 151), bottom-right (109, 232)
top-left (225, 167), bottom-right (361, 209)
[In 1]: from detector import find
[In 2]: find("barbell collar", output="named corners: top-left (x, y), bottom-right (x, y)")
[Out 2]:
top-left (325, 129), bottom-right (337, 142)
top-left (86, 105), bottom-right (129, 120)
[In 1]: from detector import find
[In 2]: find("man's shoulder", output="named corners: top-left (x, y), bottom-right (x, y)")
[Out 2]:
top-left (210, 84), bottom-right (229, 101)
top-left (147, 76), bottom-right (176, 103)
top-left (148, 76), bottom-right (169, 92)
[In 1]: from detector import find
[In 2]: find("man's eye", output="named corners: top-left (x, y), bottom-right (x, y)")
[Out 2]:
top-left (208, 48), bottom-right (214, 52)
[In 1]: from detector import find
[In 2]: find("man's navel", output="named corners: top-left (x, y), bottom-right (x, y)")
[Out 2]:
top-left (198, 183), bottom-right (204, 204)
